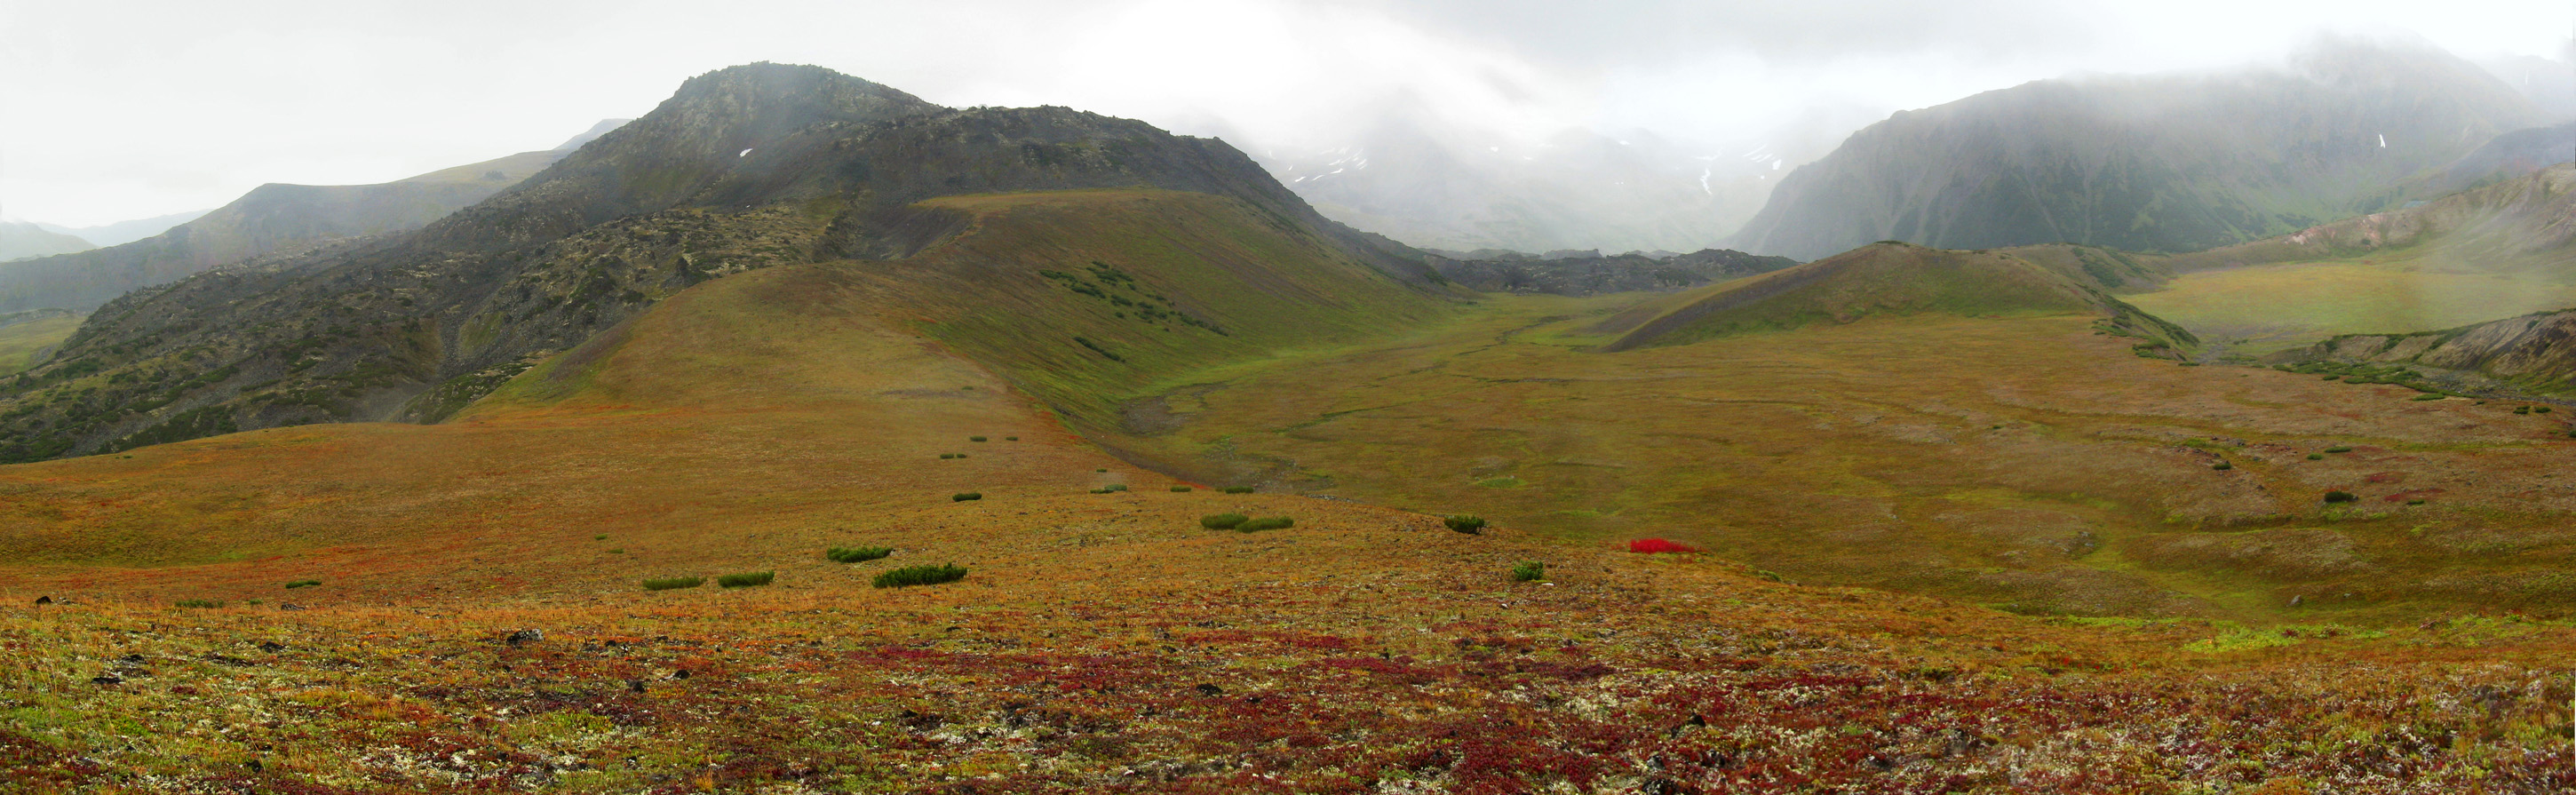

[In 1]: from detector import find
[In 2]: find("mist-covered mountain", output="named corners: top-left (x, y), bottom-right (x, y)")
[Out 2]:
top-left (1732, 40), bottom-right (2542, 260)
top-left (0, 222), bottom-right (94, 262)
top-left (0, 131), bottom-right (600, 314)
top-left (0, 63), bottom-right (1443, 462)
top-left (1252, 109), bottom-right (1849, 254)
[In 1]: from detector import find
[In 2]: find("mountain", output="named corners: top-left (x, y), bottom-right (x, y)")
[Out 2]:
top-left (0, 139), bottom-right (584, 314)
top-left (1257, 113), bottom-right (1839, 254)
top-left (1429, 247), bottom-right (1795, 296)
top-left (34, 210), bottom-right (214, 247)
top-left (0, 63), bottom-right (1449, 463)
top-left (0, 221), bottom-right (95, 261)
top-left (553, 118), bottom-right (632, 151)
top-left (1597, 242), bottom-right (2194, 354)
top-left (1731, 40), bottom-right (2542, 260)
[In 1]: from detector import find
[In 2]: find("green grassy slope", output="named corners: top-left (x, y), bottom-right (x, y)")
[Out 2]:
top-left (1598, 242), bottom-right (2193, 354)
top-left (0, 309), bottom-right (80, 374)
top-left (486, 188), bottom-right (1451, 433)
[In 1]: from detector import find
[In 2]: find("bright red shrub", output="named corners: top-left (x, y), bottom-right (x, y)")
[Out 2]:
top-left (1627, 538), bottom-right (1697, 553)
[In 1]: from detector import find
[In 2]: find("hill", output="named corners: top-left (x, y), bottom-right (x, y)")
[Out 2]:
top-left (2414, 120), bottom-right (2575, 195)
top-left (1596, 242), bottom-right (2193, 353)
top-left (0, 220), bottom-right (94, 261)
top-left (0, 64), bottom-right (1450, 463)
top-left (1731, 40), bottom-right (2540, 259)
top-left (0, 143), bottom-right (578, 314)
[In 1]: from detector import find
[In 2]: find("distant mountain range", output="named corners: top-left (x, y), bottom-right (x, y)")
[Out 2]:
top-left (32, 211), bottom-right (212, 248)
top-left (1733, 40), bottom-right (2543, 260)
top-left (0, 221), bottom-right (94, 262)
top-left (1254, 110), bottom-right (1849, 256)
top-left (0, 120), bottom-right (628, 314)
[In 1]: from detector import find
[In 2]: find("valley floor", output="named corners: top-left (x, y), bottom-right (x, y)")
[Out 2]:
top-left (10, 193), bottom-right (2576, 791)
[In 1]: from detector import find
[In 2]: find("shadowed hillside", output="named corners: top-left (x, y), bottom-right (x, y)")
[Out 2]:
top-left (0, 221), bottom-right (94, 262)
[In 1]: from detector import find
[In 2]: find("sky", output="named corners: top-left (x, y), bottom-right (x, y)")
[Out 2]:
top-left (4, 0), bottom-right (2572, 227)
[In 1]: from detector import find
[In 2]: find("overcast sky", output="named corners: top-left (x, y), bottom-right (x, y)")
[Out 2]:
top-left (4, 0), bottom-right (2572, 227)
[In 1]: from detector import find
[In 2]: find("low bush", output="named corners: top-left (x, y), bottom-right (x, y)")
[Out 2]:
top-left (952, 492), bottom-right (982, 502)
top-left (1091, 483), bottom-right (1129, 494)
top-left (642, 576), bottom-right (704, 591)
top-left (1200, 513), bottom-right (1249, 529)
top-left (716, 571), bottom-right (775, 588)
top-left (2323, 490), bottom-right (2358, 504)
top-left (1096, 468), bottom-right (1109, 473)
top-left (2325, 446), bottom-right (2352, 453)
top-left (1444, 515), bottom-right (1488, 534)
top-left (2212, 461), bottom-right (2233, 471)
top-left (1628, 538), bottom-right (1697, 553)
top-left (1236, 516), bottom-right (1295, 532)
top-left (593, 534), bottom-right (608, 540)
top-left (969, 436), bottom-right (988, 442)
top-left (282, 579), bottom-right (322, 589)
top-left (1222, 486), bottom-right (1254, 494)
top-left (608, 548), bottom-right (624, 554)
top-left (2514, 406), bottom-right (2532, 415)
top-left (2540, 407), bottom-right (2555, 414)
top-left (2320, 375), bottom-right (2341, 381)
top-left (2406, 498), bottom-right (2429, 505)
top-left (2306, 453), bottom-right (2325, 460)
top-left (1006, 436), bottom-right (1019, 441)
top-left (1510, 561), bottom-right (1546, 582)
top-left (1170, 485), bottom-right (1192, 492)
top-left (874, 564), bottom-right (968, 588)
top-left (175, 599), bottom-right (223, 608)
top-left (827, 546), bottom-right (893, 563)
top-left (2412, 394), bottom-right (2445, 401)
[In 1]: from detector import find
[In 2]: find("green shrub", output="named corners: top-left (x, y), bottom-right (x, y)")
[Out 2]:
top-left (952, 492), bottom-right (982, 502)
top-left (1096, 468), bottom-right (1109, 473)
top-left (642, 576), bottom-right (704, 591)
top-left (1091, 483), bottom-right (1129, 494)
top-left (827, 546), bottom-right (893, 563)
top-left (1170, 485), bottom-right (1192, 492)
top-left (2324, 446), bottom-right (2352, 453)
top-left (1236, 516), bottom-right (1295, 532)
top-left (1006, 436), bottom-right (1019, 441)
top-left (2514, 406), bottom-right (2532, 415)
top-left (969, 436), bottom-right (988, 442)
top-left (1510, 561), bottom-right (1546, 582)
top-left (2412, 394), bottom-right (2445, 401)
top-left (2306, 453), bottom-right (2325, 460)
top-left (607, 548), bottom-right (624, 554)
top-left (716, 571), bottom-right (775, 588)
top-left (175, 599), bottom-right (223, 608)
top-left (1444, 515), bottom-right (1488, 534)
top-left (2323, 490), bottom-right (2358, 504)
top-left (2320, 375), bottom-right (2341, 381)
top-left (282, 579), bottom-right (322, 589)
top-left (2212, 461), bottom-right (2232, 471)
top-left (2540, 407), bottom-right (2555, 414)
top-left (1200, 513), bottom-right (1250, 529)
top-left (939, 453), bottom-right (957, 459)
top-left (1222, 486), bottom-right (1254, 494)
top-left (2406, 498), bottom-right (2428, 505)
top-left (593, 534), bottom-right (608, 540)
top-left (874, 564), bottom-right (968, 588)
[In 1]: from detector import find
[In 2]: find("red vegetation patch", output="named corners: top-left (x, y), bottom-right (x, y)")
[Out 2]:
top-left (2365, 471), bottom-right (2405, 483)
top-left (2386, 489), bottom-right (2445, 503)
top-left (1628, 538), bottom-right (1698, 553)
